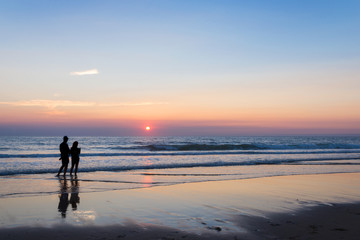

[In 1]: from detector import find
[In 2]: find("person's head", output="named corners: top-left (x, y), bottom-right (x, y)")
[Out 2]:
top-left (63, 136), bottom-right (68, 142)
top-left (72, 141), bottom-right (78, 148)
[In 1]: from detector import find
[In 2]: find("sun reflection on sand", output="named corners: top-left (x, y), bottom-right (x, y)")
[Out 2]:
top-left (141, 157), bottom-right (154, 187)
top-left (142, 175), bottom-right (153, 188)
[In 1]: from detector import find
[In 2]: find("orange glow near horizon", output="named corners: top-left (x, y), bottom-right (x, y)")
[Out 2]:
top-left (1, 103), bottom-right (360, 130)
top-left (1, 93), bottom-right (360, 135)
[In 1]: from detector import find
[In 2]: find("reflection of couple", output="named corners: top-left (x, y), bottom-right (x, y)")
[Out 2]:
top-left (57, 136), bottom-right (81, 177)
top-left (58, 176), bottom-right (80, 218)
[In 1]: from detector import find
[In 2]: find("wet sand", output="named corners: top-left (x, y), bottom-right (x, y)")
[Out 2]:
top-left (1, 173), bottom-right (360, 239)
top-left (0, 203), bottom-right (359, 239)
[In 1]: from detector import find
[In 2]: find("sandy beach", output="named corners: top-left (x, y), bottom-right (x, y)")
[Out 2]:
top-left (1, 172), bottom-right (360, 239)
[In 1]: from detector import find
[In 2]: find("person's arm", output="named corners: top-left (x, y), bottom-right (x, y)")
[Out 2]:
top-left (59, 144), bottom-right (62, 160)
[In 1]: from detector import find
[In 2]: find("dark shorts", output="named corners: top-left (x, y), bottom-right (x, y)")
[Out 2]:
top-left (61, 156), bottom-right (69, 165)
top-left (72, 157), bottom-right (79, 165)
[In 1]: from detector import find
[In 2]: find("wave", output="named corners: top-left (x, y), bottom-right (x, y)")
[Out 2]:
top-left (1, 157), bottom-right (359, 176)
top-left (1, 149), bottom-right (360, 159)
top-left (2, 150), bottom-right (360, 158)
top-left (111, 143), bottom-right (360, 151)
top-left (146, 144), bottom-right (265, 151)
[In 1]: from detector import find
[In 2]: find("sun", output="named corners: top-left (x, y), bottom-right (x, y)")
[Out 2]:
top-left (145, 126), bottom-right (151, 131)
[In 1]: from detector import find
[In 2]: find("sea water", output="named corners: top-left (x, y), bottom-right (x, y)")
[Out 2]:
top-left (1, 136), bottom-right (360, 198)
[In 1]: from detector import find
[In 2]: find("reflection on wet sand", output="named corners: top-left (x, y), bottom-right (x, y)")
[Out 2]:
top-left (70, 176), bottom-right (80, 210)
top-left (142, 175), bottom-right (153, 188)
top-left (58, 176), bottom-right (80, 218)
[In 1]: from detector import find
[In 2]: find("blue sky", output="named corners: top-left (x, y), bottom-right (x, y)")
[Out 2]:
top-left (1, 0), bottom-right (360, 136)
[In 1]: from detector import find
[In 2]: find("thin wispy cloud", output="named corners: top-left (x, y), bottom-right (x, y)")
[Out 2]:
top-left (70, 68), bottom-right (99, 76)
top-left (0, 100), bottom-right (168, 108)
top-left (0, 100), bottom-right (95, 108)
top-left (0, 100), bottom-right (95, 116)
top-left (98, 102), bottom-right (169, 107)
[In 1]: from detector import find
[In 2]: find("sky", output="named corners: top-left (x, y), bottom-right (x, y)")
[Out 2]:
top-left (1, 0), bottom-right (360, 136)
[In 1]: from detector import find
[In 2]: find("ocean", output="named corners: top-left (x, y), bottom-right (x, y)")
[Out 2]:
top-left (1, 136), bottom-right (360, 198)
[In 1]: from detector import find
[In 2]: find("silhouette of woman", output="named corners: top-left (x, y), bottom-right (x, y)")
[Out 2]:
top-left (70, 176), bottom-right (80, 210)
top-left (70, 141), bottom-right (81, 176)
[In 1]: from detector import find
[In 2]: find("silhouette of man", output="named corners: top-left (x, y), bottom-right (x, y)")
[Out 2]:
top-left (58, 177), bottom-right (69, 218)
top-left (56, 136), bottom-right (70, 177)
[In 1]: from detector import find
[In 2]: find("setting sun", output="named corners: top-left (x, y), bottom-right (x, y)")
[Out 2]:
top-left (145, 126), bottom-right (151, 131)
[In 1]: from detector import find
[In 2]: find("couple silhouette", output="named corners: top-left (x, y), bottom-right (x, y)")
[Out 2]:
top-left (56, 136), bottom-right (81, 177)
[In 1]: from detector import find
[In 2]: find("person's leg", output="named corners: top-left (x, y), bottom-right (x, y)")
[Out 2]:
top-left (63, 165), bottom-right (68, 176)
top-left (74, 162), bottom-right (79, 175)
top-left (57, 165), bottom-right (64, 176)
top-left (70, 162), bottom-right (74, 175)
top-left (63, 160), bottom-right (68, 176)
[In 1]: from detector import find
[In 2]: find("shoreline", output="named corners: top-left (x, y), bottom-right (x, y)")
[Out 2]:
top-left (1, 173), bottom-right (360, 239)
top-left (2, 164), bottom-right (360, 199)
